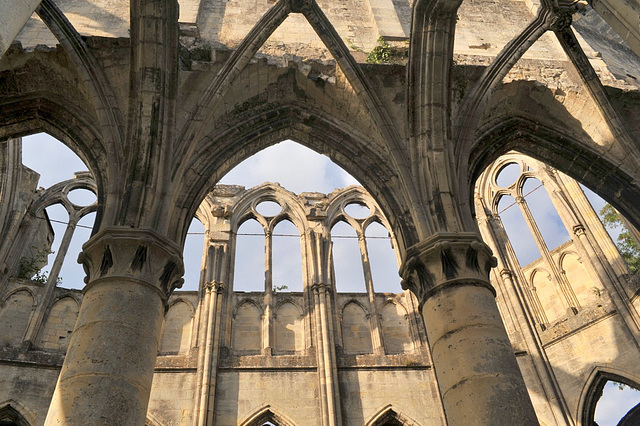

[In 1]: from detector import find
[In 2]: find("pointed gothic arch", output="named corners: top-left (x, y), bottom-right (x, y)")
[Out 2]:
top-left (365, 404), bottom-right (420, 425)
top-left (577, 367), bottom-right (640, 426)
top-left (239, 404), bottom-right (297, 426)
top-left (0, 401), bottom-right (32, 426)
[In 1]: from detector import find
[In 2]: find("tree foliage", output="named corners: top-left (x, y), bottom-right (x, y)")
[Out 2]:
top-left (599, 204), bottom-right (640, 273)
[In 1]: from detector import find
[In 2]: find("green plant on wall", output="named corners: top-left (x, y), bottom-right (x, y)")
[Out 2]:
top-left (366, 38), bottom-right (392, 64)
top-left (599, 203), bottom-right (640, 274)
top-left (16, 247), bottom-right (60, 284)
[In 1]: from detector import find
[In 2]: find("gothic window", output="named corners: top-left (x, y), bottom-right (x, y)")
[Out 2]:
top-left (497, 194), bottom-right (540, 266)
top-left (272, 220), bottom-right (303, 292)
top-left (0, 404), bottom-right (30, 426)
top-left (365, 221), bottom-right (400, 292)
top-left (234, 219), bottom-right (266, 292)
top-left (182, 218), bottom-right (206, 291)
top-left (521, 178), bottom-right (570, 251)
top-left (331, 221), bottom-right (366, 292)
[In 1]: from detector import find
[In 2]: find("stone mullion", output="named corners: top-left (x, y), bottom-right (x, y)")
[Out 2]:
top-left (356, 229), bottom-right (384, 355)
top-left (263, 230), bottom-right (273, 354)
top-left (45, 227), bottom-right (184, 425)
top-left (517, 196), bottom-right (580, 313)
top-left (24, 212), bottom-right (78, 347)
top-left (486, 213), bottom-right (549, 325)
top-left (401, 232), bottom-right (538, 425)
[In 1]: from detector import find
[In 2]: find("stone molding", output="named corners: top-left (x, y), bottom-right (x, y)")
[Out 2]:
top-left (77, 227), bottom-right (184, 300)
top-left (399, 233), bottom-right (497, 306)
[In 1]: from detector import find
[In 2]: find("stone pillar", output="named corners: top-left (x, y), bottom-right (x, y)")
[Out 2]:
top-left (45, 227), bottom-right (184, 425)
top-left (0, 0), bottom-right (40, 58)
top-left (401, 232), bottom-right (538, 425)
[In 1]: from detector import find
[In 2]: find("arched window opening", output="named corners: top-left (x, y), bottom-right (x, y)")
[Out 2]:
top-left (272, 220), bottom-right (303, 292)
top-left (365, 222), bottom-right (400, 292)
top-left (332, 221), bottom-right (366, 293)
top-left (22, 134), bottom-right (89, 189)
top-left (593, 381), bottom-right (640, 425)
top-left (0, 403), bottom-right (31, 426)
top-left (219, 140), bottom-right (358, 194)
top-left (497, 195), bottom-right (540, 266)
top-left (183, 218), bottom-right (206, 291)
top-left (234, 219), bottom-right (265, 292)
top-left (522, 178), bottom-right (570, 251)
top-left (19, 134), bottom-right (96, 290)
top-left (495, 162), bottom-right (521, 188)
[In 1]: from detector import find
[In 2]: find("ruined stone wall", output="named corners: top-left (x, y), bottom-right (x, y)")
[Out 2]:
top-left (2, 159), bottom-right (640, 424)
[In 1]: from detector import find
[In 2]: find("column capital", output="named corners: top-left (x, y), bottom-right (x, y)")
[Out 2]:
top-left (311, 282), bottom-right (332, 293)
top-left (399, 233), bottom-right (497, 306)
top-left (573, 224), bottom-right (586, 236)
top-left (204, 280), bottom-right (226, 293)
top-left (77, 227), bottom-right (184, 301)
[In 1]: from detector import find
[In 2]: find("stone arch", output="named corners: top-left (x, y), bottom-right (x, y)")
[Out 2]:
top-left (365, 404), bottom-right (420, 426)
top-left (468, 115), bottom-right (640, 232)
top-left (0, 97), bottom-right (115, 232)
top-left (0, 289), bottom-right (35, 347)
top-left (160, 299), bottom-right (194, 355)
top-left (37, 296), bottom-right (79, 352)
top-left (239, 404), bottom-right (297, 426)
top-left (341, 301), bottom-right (373, 354)
top-left (274, 300), bottom-right (303, 354)
top-left (379, 301), bottom-right (412, 354)
top-left (577, 367), bottom-right (640, 426)
top-left (170, 108), bottom-right (417, 253)
top-left (232, 300), bottom-right (263, 353)
top-left (0, 400), bottom-right (32, 426)
top-left (230, 183), bottom-right (308, 235)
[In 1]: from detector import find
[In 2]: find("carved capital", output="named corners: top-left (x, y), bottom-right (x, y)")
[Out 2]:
top-left (204, 280), bottom-right (226, 293)
top-left (399, 233), bottom-right (498, 307)
top-left (77, 227), bottom-right (184, 300)
top-left (311, 282), bottom-right (331, 293)
top-left (573, 224), bottom-right (586, 236)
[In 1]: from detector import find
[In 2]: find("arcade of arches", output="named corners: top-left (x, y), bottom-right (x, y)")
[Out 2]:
top-left (1, 0), bottom-right (640, 424)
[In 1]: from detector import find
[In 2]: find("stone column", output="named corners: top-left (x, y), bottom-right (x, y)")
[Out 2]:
top-left (45, 227), bottom-right (184, 425)
top-left (401, 232), bottom-right (538, 425)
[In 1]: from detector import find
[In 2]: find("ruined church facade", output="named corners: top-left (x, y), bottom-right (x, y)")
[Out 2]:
top-left (1, 0), bottom-right (640, 424)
